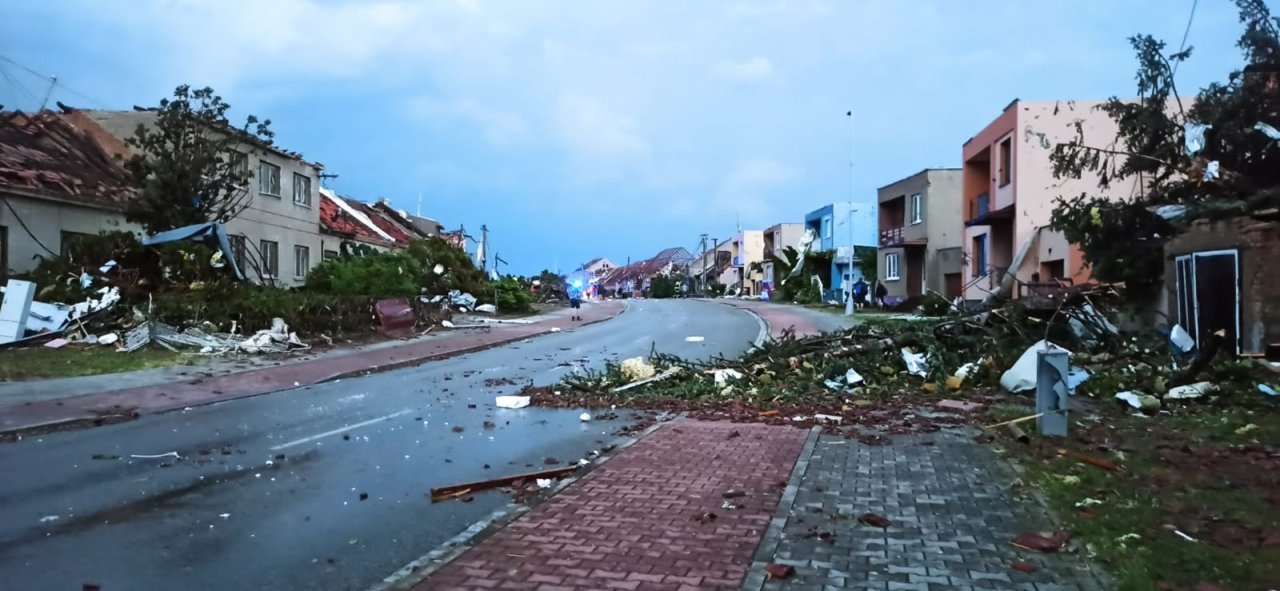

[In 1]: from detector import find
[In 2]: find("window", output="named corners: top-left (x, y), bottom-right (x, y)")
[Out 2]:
top-left (294, 245), bottom-right (310, 278)
top-left (258, 161), bottom-right (281, 196)
top-left (323, 250), bottom-right (339, 260)
top-left (973, 235), bottom-right (988, 276)
top-left (998, 137), bottom-right (1013, 186)
top-left (260, 240), bottom-right (279, 277)
top-left (231, 152), bottom-right (249, 183)
top-left (822, 215), bottom-right (833, 239)
top-left (910, 193), bottom-right (923, 224)
top-left (228, 235), bottom-right (247, 268)
top-left (884, 253), bottom-right (901, 281)
top-left (292, 172), bottom-right (312, 206)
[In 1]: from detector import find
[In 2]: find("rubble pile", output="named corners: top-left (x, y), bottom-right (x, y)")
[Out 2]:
top-left (532, 286), bottom-right (1278, 435)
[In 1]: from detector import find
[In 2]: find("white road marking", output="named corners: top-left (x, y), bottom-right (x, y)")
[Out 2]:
top-left (269, 409), bottom-right (413, 451)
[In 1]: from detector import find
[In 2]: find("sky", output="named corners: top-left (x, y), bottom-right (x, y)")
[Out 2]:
top-left (0, 0), bottom-right (1264, 274)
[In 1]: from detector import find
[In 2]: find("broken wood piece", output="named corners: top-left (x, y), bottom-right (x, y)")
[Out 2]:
top-left (1005, 423), bottom-right (1030, 444)
top-left (984, 413), bottom-right (1044, 429)
top-left (758, 410), bottom-right (781, 417)
top-left (430, 465), bottom-right (580, 502)
top-left (1056, 448), bottom-right (1119, 472)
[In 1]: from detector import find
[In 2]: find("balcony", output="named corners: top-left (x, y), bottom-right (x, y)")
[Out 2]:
top-left (972, 193), bottom-right (990, 219)
top-left (880, 226), bottom-right (903, 246)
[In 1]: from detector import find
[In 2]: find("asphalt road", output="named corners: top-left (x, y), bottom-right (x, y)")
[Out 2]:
top-left (0, 299), bottom-right (762, 591)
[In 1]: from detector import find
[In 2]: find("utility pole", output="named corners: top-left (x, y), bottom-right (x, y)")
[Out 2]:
top-left (698, 234), bottom-right (709, 295)
top-left (38, 75), bottom-right (56, 111)
top-left (477, 224), bottom-right (490, 271)
top-left (845, 109), bottom-right (856, 317)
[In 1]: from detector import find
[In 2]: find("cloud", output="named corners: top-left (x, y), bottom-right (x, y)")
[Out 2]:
top-left (713, 57), bottom-right (780, 84)
top-left (554, 93), bottom-right (650, 180)
top-left (405, 96), bottom-right (528, 147)
top-left (709, 158), bottom-right (804, 223)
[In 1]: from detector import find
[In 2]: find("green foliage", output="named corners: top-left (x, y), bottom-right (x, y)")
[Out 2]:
top-left (1049, 195), bottom-right (1175, 297)
top-left (488, 277), bottom-right (532, 313)
top-left (152, 285), bottom-right (378, 336)
top-left (649, 274), bottom-right (679, 299)
top-left (772, 248), bottom-right (834, 302)
top-left (124, 85), bottom-right (276, 232)
top-left (1048, 0), bottom-right (1280, 298)
top-left (854, 246), bottom-right (878, 281)
top-left (304, 252), bottom-right (420, 297)
top-left (790, 280), bottom-right (822, 305)
top-left (406, 237), bottom-right (487, 296)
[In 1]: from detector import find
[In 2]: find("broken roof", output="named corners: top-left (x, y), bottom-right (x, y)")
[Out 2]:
top-left (318, 188), bottom-right (394, 248)
top-left (0, 110), bottom-right (135, 210)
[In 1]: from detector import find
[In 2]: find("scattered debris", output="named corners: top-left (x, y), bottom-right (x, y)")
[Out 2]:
top-left (1166, 381), bottom-right (1218, 400)
top-left (684, 336), bottom-right (705, 342)
top-left (429, 465), bottom-right (579, 502)
top-left (130, 451), bottom-right (180, 460)
top-left (495, 396), bottom-right (530, 409)
top-left (763, 564), bottom-right (795, 580)
top-left (619, 357), bottom-right (657, 382)
top-left (39, 515), bottom-right (59, 523)
top-left (722, 490), bottom-right (746, 499)
top-left (1011, 561), bottom-right (1038, 574)
top-left (937, 399), bottom-right (983, 413)
top-left (1116, 391), bottom-right (1161, 411)
top-left (1012, 531), bottom-right (1072, 553)
top-left (1057, 448), bottom-right (1120, 472)
top-left (579, 412), bottom-right (591, 422)
top-left (693, 511), bottom-right (718, 524)
top-left (721, 500), bottom-right (740, 510)
top-left (857, 513), bottom-right (891, 528)
top-left (475, 304), bottom-right (497, 314)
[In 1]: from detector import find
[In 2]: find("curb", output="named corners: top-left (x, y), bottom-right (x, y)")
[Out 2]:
top-left (0, 304), bottom-right (629, 440)
top-left (742, 425), bottom-right (821, 591)
top-left (369, 412), bottom-right (674, 591)
top-left (709, 300), bottom-right (771, 349)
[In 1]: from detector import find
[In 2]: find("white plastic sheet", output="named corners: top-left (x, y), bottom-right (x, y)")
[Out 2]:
top-left (999, 340), bottom-right (1071, 393)
top-left (495, 395), bottom-right (530, 409)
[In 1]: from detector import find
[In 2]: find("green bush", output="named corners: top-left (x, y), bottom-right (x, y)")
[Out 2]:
top-left (406, 237), bottom-right (487, 296)
top-left (649, 274), bottom-right (679, 299)
top-left (488, 277), bottom-right (532, 313)
top-left (791, 281), bottom-right (822, 305)
top-left (304, 252), bottom-right (420, 297)
top-left (151, 285), bottom-right (378, 336)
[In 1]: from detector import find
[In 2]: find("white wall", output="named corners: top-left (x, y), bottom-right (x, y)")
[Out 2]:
top-left (0, 192), bottom-right (138, 276)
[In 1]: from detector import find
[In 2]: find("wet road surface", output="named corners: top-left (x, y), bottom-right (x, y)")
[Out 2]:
top-left (0, 299), bottom-right (761, 591)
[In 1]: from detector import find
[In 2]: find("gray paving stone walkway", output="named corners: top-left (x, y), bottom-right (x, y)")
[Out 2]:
top-left (744, 429), bottom-right (1109, 591)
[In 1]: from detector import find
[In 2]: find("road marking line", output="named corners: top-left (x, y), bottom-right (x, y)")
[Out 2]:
top-left (270, 409), bottom-right (413, 451)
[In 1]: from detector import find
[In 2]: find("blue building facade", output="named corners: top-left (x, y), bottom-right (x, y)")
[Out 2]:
top-left (804, 202), bottom-right (878, 298)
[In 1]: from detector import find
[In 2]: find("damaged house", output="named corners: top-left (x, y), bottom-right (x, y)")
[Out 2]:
top-left (960, 99), bottom-right (1146, 307)
top-left (601, 247), bottom-right (695, 296)
top-left (0, 110), bottom-right (138, 280)
top-left (68, 107), bottom-right (327, 287)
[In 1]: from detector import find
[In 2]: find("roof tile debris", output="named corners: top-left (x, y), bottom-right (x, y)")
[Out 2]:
top-left (0, 110), bottom-right (135, 210)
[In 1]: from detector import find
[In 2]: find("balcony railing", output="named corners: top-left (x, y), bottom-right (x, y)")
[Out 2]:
top-left (880, 226), bottom-right (903, 246)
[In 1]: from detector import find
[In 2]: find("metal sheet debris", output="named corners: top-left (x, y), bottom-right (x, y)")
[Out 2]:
top-left (0, 280), bottom-right (36, 344)
top-left (1166, 381), bottom-right (1217, 400)
top-left (429, 465), bottom-right (579, 502)
top-left (1001, 340), bottom-right (1070, 393)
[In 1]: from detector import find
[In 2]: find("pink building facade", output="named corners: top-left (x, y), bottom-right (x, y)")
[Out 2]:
top-left (960, 99), bottom-right (1142, 302)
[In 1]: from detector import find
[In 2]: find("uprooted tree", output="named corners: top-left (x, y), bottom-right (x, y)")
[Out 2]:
top-left (124, 85), bottom-right (276, 233)
top-left (1048, 0), bottom-right (1280, 298)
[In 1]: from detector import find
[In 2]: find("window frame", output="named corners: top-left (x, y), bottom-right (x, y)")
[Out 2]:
top-left (998, 137), bottom-right (1013, 187)
top-left (258, 160), bottom-right (282, 197)
top-left (292, 172), bottom-right (312, 207)
top-left (973, 235), bottom-right (988, 277)
top-left (884, 252), bottom-right (901, 281)
top-left (293, 244), bottom-right (310, 278)
top-left (260, 239), bottom-right (279, 278)
top-left (910, 193), bottom-right (923, 225)
top-left (822, 215), bottom-right (833, 239)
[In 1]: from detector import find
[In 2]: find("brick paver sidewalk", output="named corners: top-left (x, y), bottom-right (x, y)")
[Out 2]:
top-left (745, 430), bottom-right (1108, 591)
top-left (415, 420), bottom-right (809, 590)
top-left (714, 300), bottom-right (827, 339)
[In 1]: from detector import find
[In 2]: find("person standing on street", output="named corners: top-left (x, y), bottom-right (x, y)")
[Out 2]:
top-left (568, 281), bottom-right (584, 321)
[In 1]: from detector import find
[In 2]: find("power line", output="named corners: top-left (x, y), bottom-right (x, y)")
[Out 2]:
top-left (1172, 0), bottom-right (1199, 76)
top-left (0, 55), bottom-right (112, 109)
